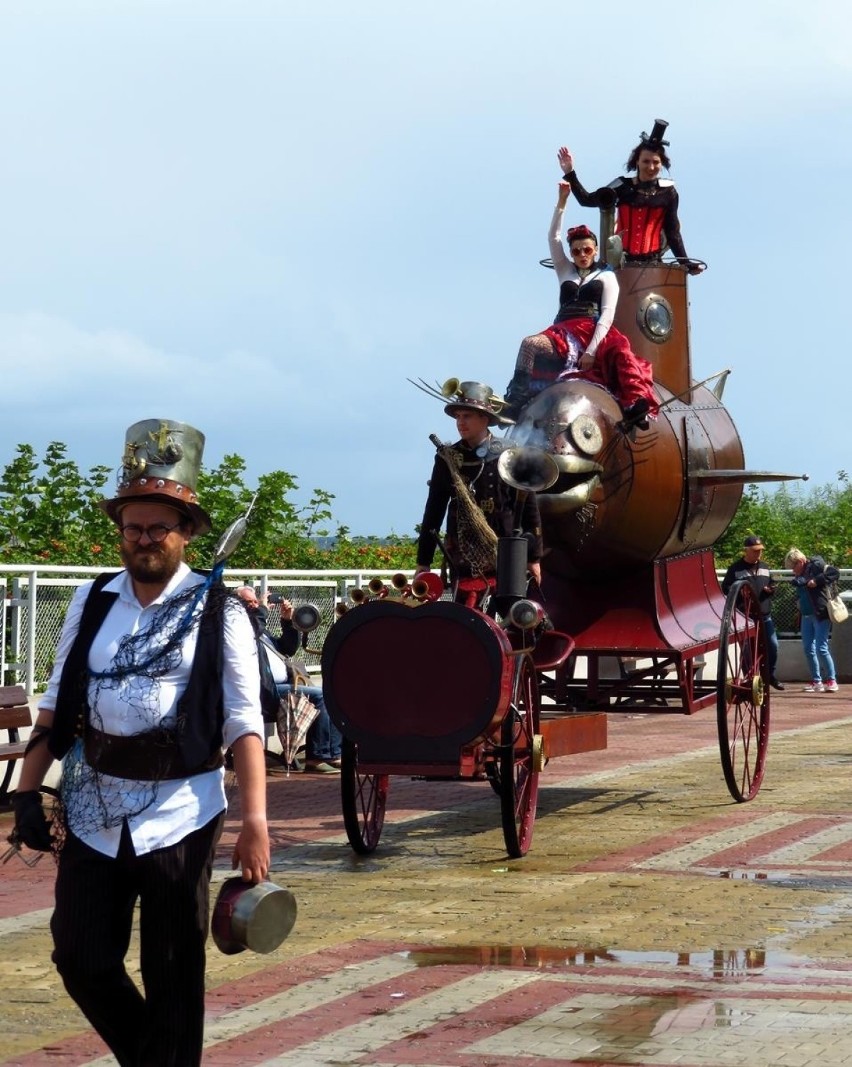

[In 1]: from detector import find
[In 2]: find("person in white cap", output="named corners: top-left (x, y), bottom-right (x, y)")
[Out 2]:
top-left (12, 418), bottom-right (270, 1067)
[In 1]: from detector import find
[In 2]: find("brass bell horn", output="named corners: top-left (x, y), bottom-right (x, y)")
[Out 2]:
top-left (411, 571), bottom-right (444, 602)
top-left (497, 446), bottom-right (560, 493)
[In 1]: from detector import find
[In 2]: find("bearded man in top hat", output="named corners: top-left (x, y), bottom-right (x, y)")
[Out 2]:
top-left (415, 382), bottom-right (543, 609)
top-left (557, 118), bottom-right (704, 274)
top-left (12, 418), bottom-right (270, 1067)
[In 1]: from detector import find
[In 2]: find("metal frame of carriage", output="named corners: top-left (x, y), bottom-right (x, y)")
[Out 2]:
top-left (320, 569), bottom-right (770, 860)
top-left (322, 243), bottom-right (777, 858)
top-left (321, 591), bottom-right (605, 859)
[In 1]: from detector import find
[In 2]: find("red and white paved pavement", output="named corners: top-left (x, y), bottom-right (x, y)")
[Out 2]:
top-left (3, 685), bottom-right (852, 1066)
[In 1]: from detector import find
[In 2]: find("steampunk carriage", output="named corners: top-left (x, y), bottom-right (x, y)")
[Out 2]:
top-left (321, 250), bottom-right (802, 858)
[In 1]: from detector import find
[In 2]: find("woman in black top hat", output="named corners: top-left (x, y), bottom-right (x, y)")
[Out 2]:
top-left (559, 119), bottom-right (704, 275)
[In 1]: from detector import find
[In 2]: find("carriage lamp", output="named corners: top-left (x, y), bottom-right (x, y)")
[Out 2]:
top-left (292, 603), bottom-right (322, 632)
top-left (507, 599), bottom-right (545, 631)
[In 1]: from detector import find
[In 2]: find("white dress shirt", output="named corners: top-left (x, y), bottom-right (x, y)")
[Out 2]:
top-left (40, 563), bottom-right (263, 857)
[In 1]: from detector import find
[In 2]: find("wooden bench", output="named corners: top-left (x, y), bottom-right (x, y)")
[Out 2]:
top-left (0, 685), bottom-right (32, 807)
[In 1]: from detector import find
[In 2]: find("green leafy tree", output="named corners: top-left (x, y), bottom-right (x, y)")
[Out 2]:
top-left (0, 442), bottom-right (117, 565)
top-left (0, 440), bottom-right (419, 571)
top-left (714, 471), bottom-right (851, 569)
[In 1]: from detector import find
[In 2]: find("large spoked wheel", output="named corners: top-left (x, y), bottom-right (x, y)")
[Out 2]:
top-left (340, 737), bottom-right (389, 854)
top-left (500, 654), bottom-right (542, 857)
top-left (717, 580), bottom-right (770, 802)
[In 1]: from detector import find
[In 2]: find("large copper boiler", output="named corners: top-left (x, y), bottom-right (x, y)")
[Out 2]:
top-left (507, 262), bottom-right (802, 711)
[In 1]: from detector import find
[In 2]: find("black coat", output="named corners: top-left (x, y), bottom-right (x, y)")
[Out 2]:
top-left (721, 557), bottom-right (777, 618)
top-left (416, 435), bottom-right (543, 578)
top-left (794, 556), bottom-right (840, 621)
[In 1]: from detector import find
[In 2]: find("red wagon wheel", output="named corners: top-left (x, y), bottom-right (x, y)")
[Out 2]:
top-left (340, 737), bottom-right (389, 854)
top-left (500, 654), bottom-right (542, 857)
top-left (716, 579), bottom-right (770, 802)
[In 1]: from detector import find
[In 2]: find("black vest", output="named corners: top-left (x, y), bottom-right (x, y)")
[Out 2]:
top-left (48, 572), bottom-right (225, 775)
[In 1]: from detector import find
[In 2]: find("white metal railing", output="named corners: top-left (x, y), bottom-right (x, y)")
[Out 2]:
top-left (3, 564), bottom-right (850, 696)
top-left (1, 564), bottom-right (416, 694)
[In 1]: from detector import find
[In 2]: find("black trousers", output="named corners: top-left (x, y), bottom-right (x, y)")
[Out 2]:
top-left (51, 812), bottom-right (225, 1067)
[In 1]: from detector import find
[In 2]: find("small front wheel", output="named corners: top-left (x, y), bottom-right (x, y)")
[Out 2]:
top-left (340, 738), bottom-right (389, 854)
top-left (500, 655), bottom-right (541, 857)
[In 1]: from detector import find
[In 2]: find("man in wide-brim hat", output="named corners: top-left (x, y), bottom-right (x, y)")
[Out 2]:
top-left (416, 381), bottom-right (543, 609)
top-left (13, 417), bottom-right (270, 1067)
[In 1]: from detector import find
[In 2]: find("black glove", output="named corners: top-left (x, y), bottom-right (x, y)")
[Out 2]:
top-left (11, 790), bottom-right (54, 852)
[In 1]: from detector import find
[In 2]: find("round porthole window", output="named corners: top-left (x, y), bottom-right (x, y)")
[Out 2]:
top-left (637, 293), bottom-right (673, 343)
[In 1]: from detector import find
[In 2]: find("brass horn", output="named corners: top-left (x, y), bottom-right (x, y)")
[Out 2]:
top-left (334, 602), bottom-right (349, 618)
top-left (497, 446), bottom-right (560, 493)
top-left (367, 577), bottom-right (388, 598)
top-left (390, 572), bottom-right (411, 593)
top-left (349, 587), bottom-right (368, 604)
top-left (411, 571), bottom-right (444, 602)
top-left (440, 377), bottom-right (461, 398)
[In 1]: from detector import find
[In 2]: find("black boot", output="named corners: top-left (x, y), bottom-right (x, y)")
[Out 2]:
top-left (620, 397), bottom-right (650, 431)
top-left (503, 371), bottom-right (531, 420)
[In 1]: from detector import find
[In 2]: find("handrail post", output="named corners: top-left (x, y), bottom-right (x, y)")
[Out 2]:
top-left (26, 572), bottom-right (38, 695)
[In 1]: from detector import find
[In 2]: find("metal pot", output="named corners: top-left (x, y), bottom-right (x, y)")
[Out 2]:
top-left (211, 877), bottom-right (297, 955)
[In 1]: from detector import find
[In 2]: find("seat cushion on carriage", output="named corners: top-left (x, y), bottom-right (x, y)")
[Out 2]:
top-left (321, 600), bottom-right (514, 765)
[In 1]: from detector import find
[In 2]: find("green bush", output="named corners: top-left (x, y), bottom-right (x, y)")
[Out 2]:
top-left (0, 441), bottom-right (419, 571)
top-left (713, 471), bottom-right (851, 571)
top-left (0, 442), bottom-right (846, 576)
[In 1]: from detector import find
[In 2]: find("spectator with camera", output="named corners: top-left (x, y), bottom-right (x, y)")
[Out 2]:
top-left (236, 587), bottom-right (342, 772)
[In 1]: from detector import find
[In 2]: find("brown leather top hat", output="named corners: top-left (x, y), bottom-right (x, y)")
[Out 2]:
top-left (211, 877), bottom-right (298, 955)
top-left (99, 418), bottom-right (211, 535)
top-left (443, 381), bottom-right (510, 425)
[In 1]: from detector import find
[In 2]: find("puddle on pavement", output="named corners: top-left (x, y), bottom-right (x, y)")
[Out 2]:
top-left (403, 944), bottom-right (800, 975)
top-left (717, 869), bottom-right (852, 891)
top-left (402, 946), bottom-right (852, 1054)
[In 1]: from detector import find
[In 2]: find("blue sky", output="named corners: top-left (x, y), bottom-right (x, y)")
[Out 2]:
top-left (0, 1), bottom-right (849, 537)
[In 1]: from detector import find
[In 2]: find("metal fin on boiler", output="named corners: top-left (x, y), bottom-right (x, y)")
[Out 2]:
top-left (691, 469), bottom-right (809, 487)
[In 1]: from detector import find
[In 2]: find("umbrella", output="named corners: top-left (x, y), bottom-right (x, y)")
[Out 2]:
top-left (276, 686), bottom-right (319, 776)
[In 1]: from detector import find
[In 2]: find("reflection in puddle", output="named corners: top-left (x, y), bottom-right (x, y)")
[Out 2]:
top-left (718, 868), bottom-right (852, 891)
top-left (404, 944), bottom-right (778, 976)
top-left (603, 994), bottom-right (755, 1037)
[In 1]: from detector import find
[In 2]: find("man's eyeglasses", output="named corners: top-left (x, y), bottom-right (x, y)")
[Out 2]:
top-left (570, 246), bottom-right (596, 256)
top-left (119, 523), bottom-right (183, 543)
